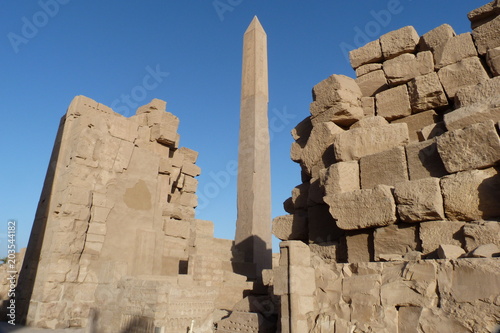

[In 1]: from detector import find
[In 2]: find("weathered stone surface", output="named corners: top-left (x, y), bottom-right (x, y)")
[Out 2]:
top-left (360, 97), bottom-right (375, 117)
top-left (301, 122), bottom-right (344, 175)
top-left (360, 147), bottom-right (408, 189)
top-left (309, 242), bottom-right (338, 264)
top-left (272, 214), bottom-right (308, 241)
top-left (373, 224), bottom-right (418, 261)
top-left (380, 26), bottom-right (420, 59)
top-left (351, 115), bottom-right (388, 129)
top-left (383, 52), bottom-right (434, 86)
top-left (333, 123), bottom-right (409, 161)
top-left (310, 102), bottom-right (364, 127)
top-left (444, 95), bottom-right (500, 131)
top-left (487, 46), bottom-right (500, 76)
top-left (441, 168), bottom-right (500, 221)
top-left (419, 221), bottom-right (465, 255)
top-left (419, 24), bottom-right (456, 52)
top-left (356, 70), bottom-right (388, 97)
top-left (407, 72), bottom-right (448, 112)
top-left (463, 221), bottom-right (500, 251)
top-left (470, 243), bottom-right (499, 257)
top-left (291, 116), bottom-right (313, 142)
top-left (437, 120), bottom-right (500, 173)
top-left (355, 63), bottom-right (383, 77)
top-left (349, 39), bottom-right (383, 69)
top-left (217, 312), bottom-right (274, 333)
top-left (345, 231), bottom-right (372, 263)
top-left (310, 75), bottom-right (362, 118)
top-left (433, 33), bottom-right (478, 69)
top-left (398, 306), bottom-right (422, 333)
top-left (319, 161), bottom-right (360, 195)
top-left (325, 185), bottom-right (397, 230)
top-left (437, 57), bottom-right (490, 98)
top-left (394, 177), bottom-right (445, 223)
top-left (418, 308), bottom-right (471, 333)
top-left (418, 122), bottom-right (446, 141)
top-left (454, 76), bottom-right (500, 108)
top-left (472, 15), bottom-right (500, 55)
top-left (437, 244), bottom-right (466, 259)
top-left (308, 204), bottom-right (343, 244)
top-left (392, 110), bottom-right (438, 142)
top-left (292, 183), bottom-right (309, 210)
top-left (468, 0), bottom-right (500, 28)
top-left (375, 85), bottom-right (411, 120)
top-left (405, 139), bottom-right (448, 180)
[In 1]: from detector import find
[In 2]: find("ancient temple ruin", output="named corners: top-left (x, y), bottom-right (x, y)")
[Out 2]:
top-left (1, 1), bottom-right (500, 332)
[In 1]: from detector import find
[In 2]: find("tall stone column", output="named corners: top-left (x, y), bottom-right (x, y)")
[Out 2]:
top-left (235, 16), bottom-right (272, 279)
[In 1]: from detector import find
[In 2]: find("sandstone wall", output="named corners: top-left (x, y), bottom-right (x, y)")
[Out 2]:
top-left (274, 2), bottom-right (500, 332)
top-left (13, 96), bottom-right (253, 332)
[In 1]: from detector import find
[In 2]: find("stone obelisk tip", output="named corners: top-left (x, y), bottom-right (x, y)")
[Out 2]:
top-left (245, 16), bottom-right (265, 34)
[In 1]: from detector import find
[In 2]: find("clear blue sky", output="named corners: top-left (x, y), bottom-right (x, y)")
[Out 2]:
top-left (0, 1), bottom-right (481, 256)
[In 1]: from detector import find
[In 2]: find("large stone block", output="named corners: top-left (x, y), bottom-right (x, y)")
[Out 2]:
top-left (349, 39), bottom-right (383, 69)
top-left (373, 224), bottom-right (418, 261)
top-left (272, 214), bottom-right (308, 242)
top-left (361, 97), bottom-right (375, 117)
top-left (301, 122), bottom-right (344, 175)
top-left (487, 46), bottom-right (500, 76)
top-left (320, 161), bottom-right (360, 195)
top-left (468, 1), bottom-right (500, 28)
top-left (346, 231), bottom-right (372, 263)
top-left (419, 221), bottom-right (465, 255)
top-left (436, 120), bottom-right (500, 173)
top-left (375, 85), bottom-right (411, 120)
top-left (444, 95), bottom-right (500, 131)
top-left (398, 306), bottom-right (422, 333)
top-left (325, 185), bottom-right (397, 230)
top-left (441, 167), bottom-right (500, 221)
top-left (419, 24), bottom-right (456, 52)
top-left (463, 221), bottom-right (500, 251)
top-left (454, 76), bottom-right (500, 108)
top-left (310, 75), bottom-right (361, 112)
top-left (472, 15), bottom-right (500, 55)
top-left (351, 115), bottom-right (388, 129)
top-left (310, 103), bottom-right (364, 127)
top-left (292, 183), bottom-right (309, 210)
top-left (380, 26), bottom-right (420, 60)
top-left (392, 110), bottom-right (438, 142)
top-left (308, 204), bottom-right (344, 244)
top-left (418, 122), bottom-right (446, 141)
top-left (433, 33), bottom-right (478, 69)
top-left (407, 72), bottom-right (448, 113)
top-left (333, 123), bottom-right (409, 161)
top-left (291, 116), bottom-right (313, 142)
top-left (383, 52), bottom-right (434, 86)
top-left (359, 146), bottom-right (408, 189)
top-left (437, 57), bottom-right (490, 99)
top-left (405, 139), bottom-right (448, 180)
top-left (355, 63), bottom-right (382, 77)
top-left (356, 70), bottom-right (388, 97)
top-left (393, 177), bottom-right (445, 223)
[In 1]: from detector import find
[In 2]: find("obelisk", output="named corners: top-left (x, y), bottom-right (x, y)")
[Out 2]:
top-left (235, 16), bottom-right (272, 279)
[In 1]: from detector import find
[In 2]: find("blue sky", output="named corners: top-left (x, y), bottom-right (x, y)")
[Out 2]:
top-left (0, 0), bottom-right (481, 256)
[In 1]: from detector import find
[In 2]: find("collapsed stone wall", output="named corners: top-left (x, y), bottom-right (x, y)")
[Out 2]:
top-left (12, 96), bottom-right (256, 332)
top-left (273, 1), bottom-right (500, 332)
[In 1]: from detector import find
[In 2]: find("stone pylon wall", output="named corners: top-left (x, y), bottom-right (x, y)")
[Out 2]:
top-left (14, 96), bottom-right (253, 332)
top-left (273, 1), bottom-right (500, 332)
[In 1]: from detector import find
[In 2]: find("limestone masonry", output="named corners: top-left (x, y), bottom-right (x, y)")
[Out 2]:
top-left (1, 2), bottom-right (500, 333)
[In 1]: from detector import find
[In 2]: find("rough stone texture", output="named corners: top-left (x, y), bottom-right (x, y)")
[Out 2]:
top-left (355, 63), bottom-right (383, 77)
top-left (383, 51), bottom-right (434, 86)
top-left (272, 214), bottom-right (308, 241)
top-left (359, 147), bottom-right (408, 189)
top-left (333, 123), bottom-right (409, 161)
top-left (310, 102), bottom-right (364, 127)
top-left (444, 95), bottom-right (500, 131)
top-left (454, 76), bottom-right (500, 108)
top-left (351, 115), bottom-right (388, 129)
top-left (441, 167), bottom-right (500, 221)
top-left (392, 110), bottom-right (438, 142)
top-left (470, 243), bottom-right (500, 258)
top-left (373, 224), bottom-right (418, 261)
top-left (468, 0), bottom-right (500, 28)
top-left (436, 120), bottom-right (500, 173)
top-left (345, 231), bottom-right (372, 263)
top-left (405, 139), bottom-right (448, 180)
top-left (325, 185), bottom-right (397, 230)
top-left (407, 72), bottom-right (448, 113)
top-left (308, 204), bottom-right (343, 245)
top-left (360, 97), bottom-right (375, 117)
top-left (487, 46), bottom-right (500, 76)
top-left (375, 85), bottom-right (412, 120)
top-left (463, 221), bottom-right (500, 252)
top-left (437, 245), bottom-right (466, 259)
top-left (437, 57), bottom-right (490, 99)
top-left (433, 33), bottom-right (478, 69)
top-left (419, 221), bottom-right (465, 255)
top-left (394, 177), bottom-right (445, 223)
top-left (349, 39), bottom-right (383, 69)
top-left (380, 26), bottom-right (420, 60)
top-left (472, 15), bottom-right (500, 55)
top-left (419, 24), bottom-right (456, 52)
top-left (319, 161), bottom-right (360, 195)
top-left (356, 69), bottom-right (388, 97)
top-left (418, 122), bottom-right (447, 141)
